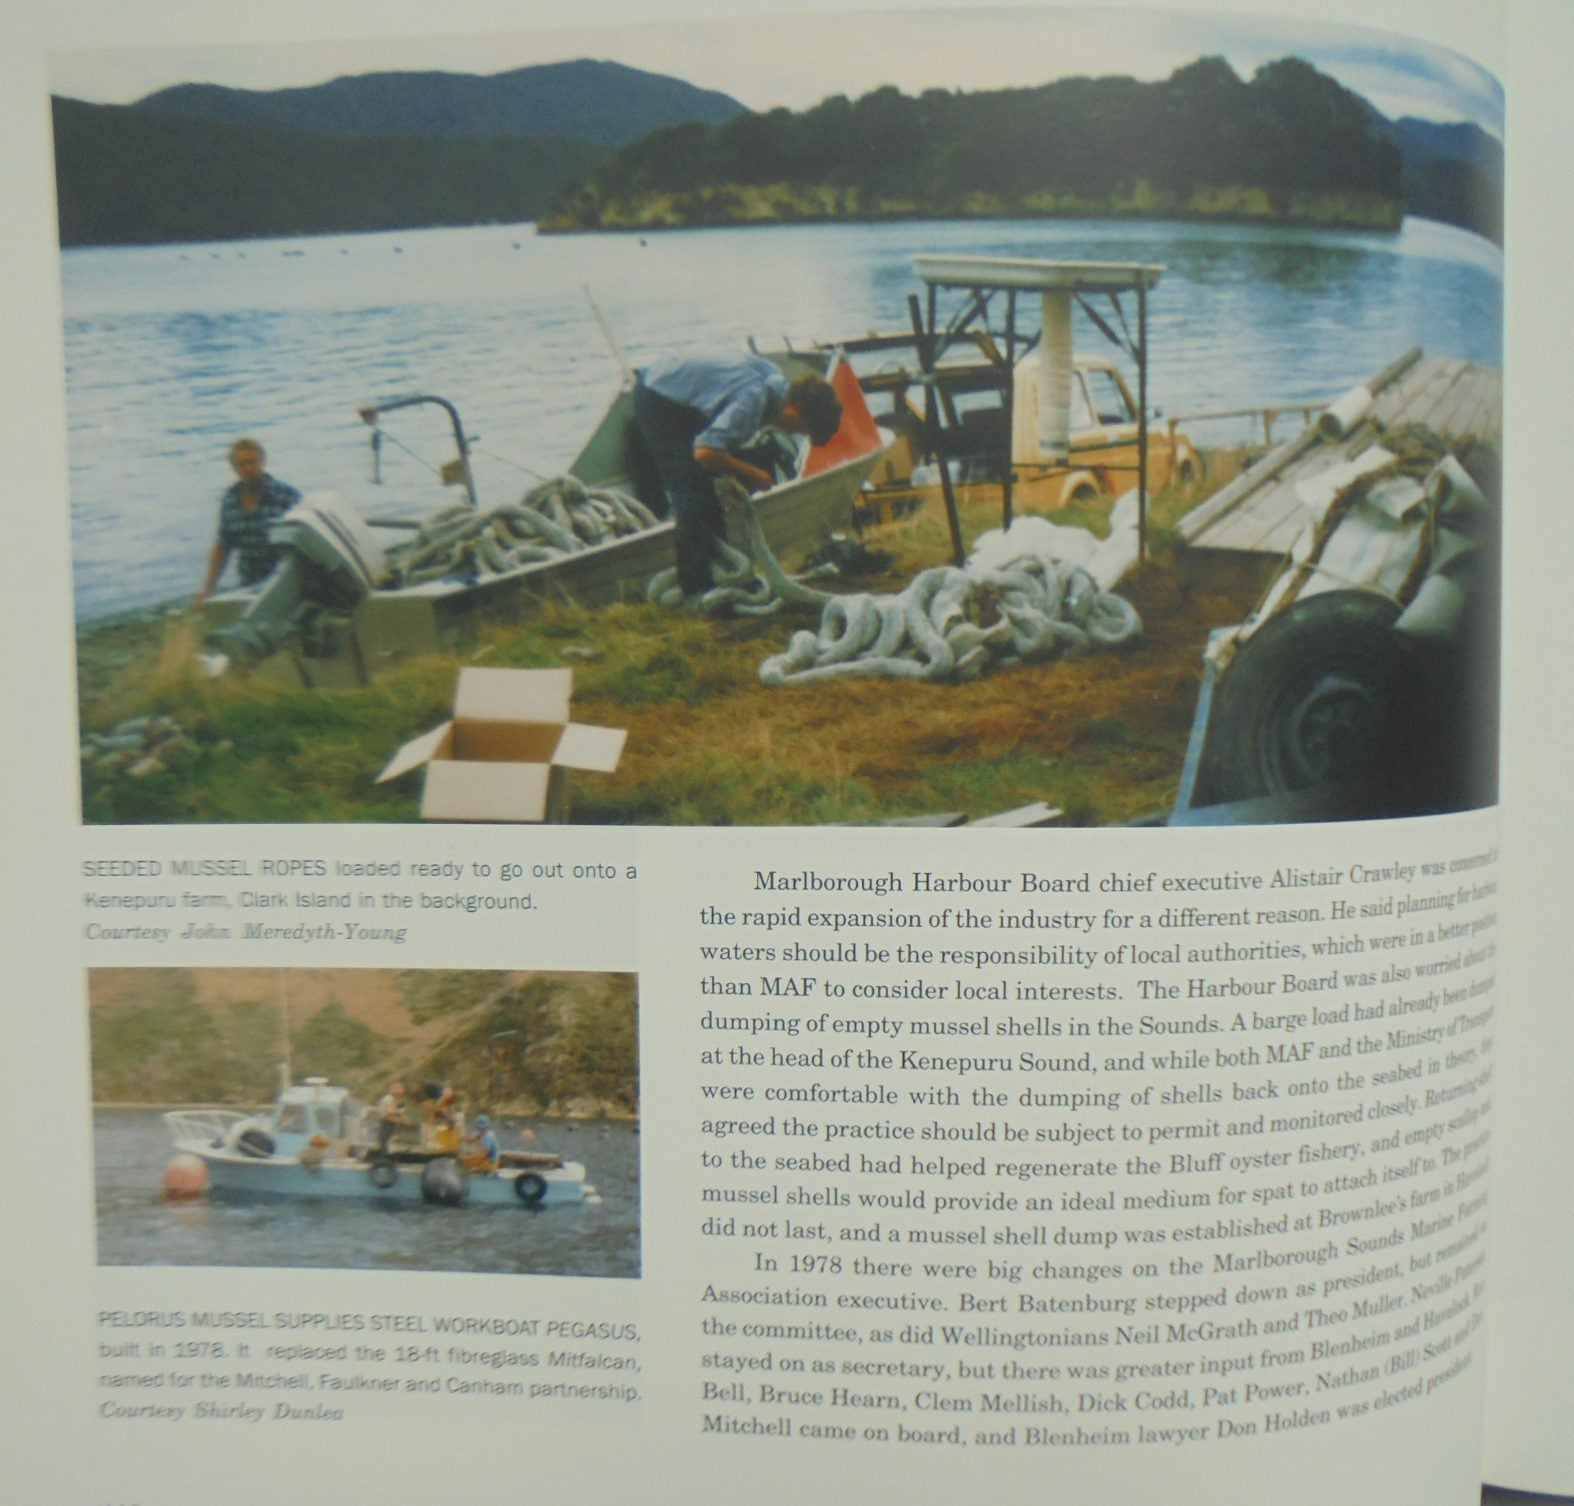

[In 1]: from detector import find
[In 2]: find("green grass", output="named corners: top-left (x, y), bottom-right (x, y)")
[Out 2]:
top-left (77, 475), bottom-right (1238, 828)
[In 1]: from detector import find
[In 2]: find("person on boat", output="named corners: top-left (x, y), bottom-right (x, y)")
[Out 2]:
top-left (463, 1114), bottom-right (501, 1173)
top-left (632, 354), bottom-right (842, 601)
top-left (299, 1133), bottom-right (331, 1172)
top-left (420, 1082), bottom-right (461, 1151)
top-left (196, 437), bottom-right (301, 604)
top-left (433, 1087), bottom-right (462, 1154)
top-left (374, 1081), bottom-right (412, 1157)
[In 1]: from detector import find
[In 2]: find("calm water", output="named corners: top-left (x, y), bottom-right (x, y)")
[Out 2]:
top-left (61, 216), bottom-right (1503, 621)
top-left (94, 1109), bottom-right (641, 1278)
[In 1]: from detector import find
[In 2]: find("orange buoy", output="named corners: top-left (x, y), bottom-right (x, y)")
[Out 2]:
top-left (162, 1154), bottom-right (209, 1199)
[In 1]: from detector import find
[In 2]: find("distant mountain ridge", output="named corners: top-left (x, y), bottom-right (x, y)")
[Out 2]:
top-left (52, 96), bottom-right (609, 246)
top-left (1371, 115), bottom-right (1503, 244)
top-left (134, 58), bottom-right (746, 146)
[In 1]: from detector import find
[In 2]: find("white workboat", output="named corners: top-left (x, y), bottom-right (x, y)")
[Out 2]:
top-left (164, 1077), bottom-right (590, 1208)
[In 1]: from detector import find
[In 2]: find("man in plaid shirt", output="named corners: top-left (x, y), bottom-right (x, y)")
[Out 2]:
top-left (197, 437), bottom-right (301, 603)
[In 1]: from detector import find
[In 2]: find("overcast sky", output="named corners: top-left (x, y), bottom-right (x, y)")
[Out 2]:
top-left (48, 6), bottom-right (1503, 134)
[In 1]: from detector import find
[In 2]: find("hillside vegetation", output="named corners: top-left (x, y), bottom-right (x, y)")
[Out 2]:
top-left (543, 57), bottom-right (1407, 235)
top-left (52, 98), bottom-right (608, 247)
top-left (134, 59), bottom-right (745, 145)
top-left (88, 967), bottom-right (638, 1116)
top-left (53, 59), bottom-right (745, 247)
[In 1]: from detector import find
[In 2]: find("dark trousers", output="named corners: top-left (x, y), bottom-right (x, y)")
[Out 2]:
top-left (633, 380), bottom-right (729, 595)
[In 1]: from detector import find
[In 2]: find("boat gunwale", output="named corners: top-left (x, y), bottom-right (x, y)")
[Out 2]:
top-left (357, 441), bottom-right (886, 604)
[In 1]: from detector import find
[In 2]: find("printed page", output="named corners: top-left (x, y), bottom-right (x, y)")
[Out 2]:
top-left (0, 0), bottom-right (1523, 1502)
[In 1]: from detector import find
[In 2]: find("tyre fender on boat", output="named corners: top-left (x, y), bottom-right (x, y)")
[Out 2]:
top-left (368, 1158), bottom-right (400, 1190)
top-left (235, 1127), bottom-right (276, 1159)
top-left (514, 1172), bottom-right (548, 1206)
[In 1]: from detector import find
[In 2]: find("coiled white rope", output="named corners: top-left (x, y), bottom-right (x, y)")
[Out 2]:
top-left (645, 488), bottom-right (1140, 682)
top-left (645, 483), bottom-right (838, 615)
top-left (748, 502), bottom-right (1142, 686)
top-left (759, 555), bottom-right (1140, 685)
top-left (380, 475), bottom-right (660, 587)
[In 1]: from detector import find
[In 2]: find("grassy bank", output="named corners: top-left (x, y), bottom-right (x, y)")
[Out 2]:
top-left (77, 465), bottom-right (1253, 828)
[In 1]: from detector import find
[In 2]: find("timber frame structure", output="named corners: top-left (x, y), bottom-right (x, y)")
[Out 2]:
top-left (905, 256), bottom-right (1165, 565)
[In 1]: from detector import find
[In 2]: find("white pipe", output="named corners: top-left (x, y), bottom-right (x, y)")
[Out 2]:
top-left (1317, 384), bottom-right (1373, 439)
top-left (1038, 290), bottom-right (1072, 461)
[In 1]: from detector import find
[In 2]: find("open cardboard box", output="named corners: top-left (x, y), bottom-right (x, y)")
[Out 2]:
top-left (376, 667), bottom-right (626, 822)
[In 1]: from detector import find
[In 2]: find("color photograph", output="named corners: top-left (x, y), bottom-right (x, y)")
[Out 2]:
top-left (60, 8), bottom-right (1503, 829)
top-left (89, 967), bottom-right (640, 1276)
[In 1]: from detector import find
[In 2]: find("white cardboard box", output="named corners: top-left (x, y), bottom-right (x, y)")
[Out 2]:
top-left (375, 667), bottom-right (626, 822)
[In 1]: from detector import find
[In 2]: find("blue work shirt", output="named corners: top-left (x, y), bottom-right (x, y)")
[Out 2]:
top-left (639, 354), bottom-right (789, 454)
top-left (217, 474), bottom-right (301, 586)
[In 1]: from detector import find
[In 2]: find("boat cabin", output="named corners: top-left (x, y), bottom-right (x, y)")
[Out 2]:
top-left (265, 1078), bottom-right (364, 1154)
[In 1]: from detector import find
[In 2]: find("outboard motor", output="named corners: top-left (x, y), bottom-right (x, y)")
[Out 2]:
top-left (204, 492), bottom-right (388, 673)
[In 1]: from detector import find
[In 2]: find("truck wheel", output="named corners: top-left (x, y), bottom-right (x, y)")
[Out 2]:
top-left (1201, 591), bottom-right (1424, 805)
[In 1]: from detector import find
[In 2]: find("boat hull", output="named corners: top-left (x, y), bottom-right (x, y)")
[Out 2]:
top-left (176, 1145), bottom-right (589, 1207)
top-left (205, 358), bottom-right (885, 688)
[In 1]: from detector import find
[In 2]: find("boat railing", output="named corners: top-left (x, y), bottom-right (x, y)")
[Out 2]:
top-left (164, 1108), bottom-right (253, 1146)
top-left (1163, 404), bottom-right (1321, 450)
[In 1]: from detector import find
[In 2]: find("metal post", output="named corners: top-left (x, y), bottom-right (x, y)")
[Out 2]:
top-left (1003, 289), bottom-right (1016, 529)
top-left (1136, 279), bottom-right (1149, 565)
top-left (909, 292), bottom-right (965, 566)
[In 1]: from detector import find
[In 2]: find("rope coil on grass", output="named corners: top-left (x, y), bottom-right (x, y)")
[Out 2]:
top-left (758, 554), bottom-right (1139, 686)
top-left (643, 492), bottom-right (1141, 685)
top-left (743, 499), bottom-right (1138, 686)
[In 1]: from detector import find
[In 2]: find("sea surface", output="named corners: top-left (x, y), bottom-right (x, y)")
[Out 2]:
top-left (61, 215), bottom-right (1503, 622)
top-left (94, 1108), bottom-right (641, 1278)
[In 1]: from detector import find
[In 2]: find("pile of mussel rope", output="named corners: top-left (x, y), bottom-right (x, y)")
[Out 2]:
top-left (758, 553), bottom-right (1142, 685)
top-left (379, 476), bottom-right (661, 587)
top-left (651, 496), bottom-right (1143, 685)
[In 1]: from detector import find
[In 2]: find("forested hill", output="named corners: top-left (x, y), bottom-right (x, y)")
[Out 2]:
top-left (89, 967), bottom-right (638, 1117)
top-left (52, 59), bottom-right (747, 248)
top-left (1371, 115), bottom-right (1503, 245)
top-left (542, 56), bottom-right (1500, 243)
top-left (133, 59), bottom-right (745, 146)
top-left (52, 97), bottom-right (609, 246)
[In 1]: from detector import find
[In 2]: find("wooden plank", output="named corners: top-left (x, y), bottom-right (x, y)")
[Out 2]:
top-left (1369, 358), bottom-right (1438, 425)
top-left (1452, 371), bottom-right (1503, 446)
top-left (968, 802), bottom-right (1064, 828)
top-left (1374, 355), bottom-right (1454, 427)
top-left (1406, 362), bottom-right (1475, 434)
top-left (1177, 425), bottom-right (1319, 543)
top-left (1217, 488), bottom-right (1305, 554)
top-left (1432, 368), bottom-right (1490, 442)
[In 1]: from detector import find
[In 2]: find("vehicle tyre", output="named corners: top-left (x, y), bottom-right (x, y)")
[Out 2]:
top-left (1065, 479), bottom-right (1103, 508)
top-left (368, 1158), bottom-right (399, 1190)
top-left (420, 1157), bottom-right (469, 1206)
top-left (1200, 591), bottom-right (1426, 806)
top-left (514, 1172), bottom-right (548, 1207)
top-left (235, 1128), bottom-right (276, 1159)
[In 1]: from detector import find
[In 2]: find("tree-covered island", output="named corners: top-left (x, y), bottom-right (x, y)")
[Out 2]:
top-left (540, 58), bottom-right (1408, 235)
